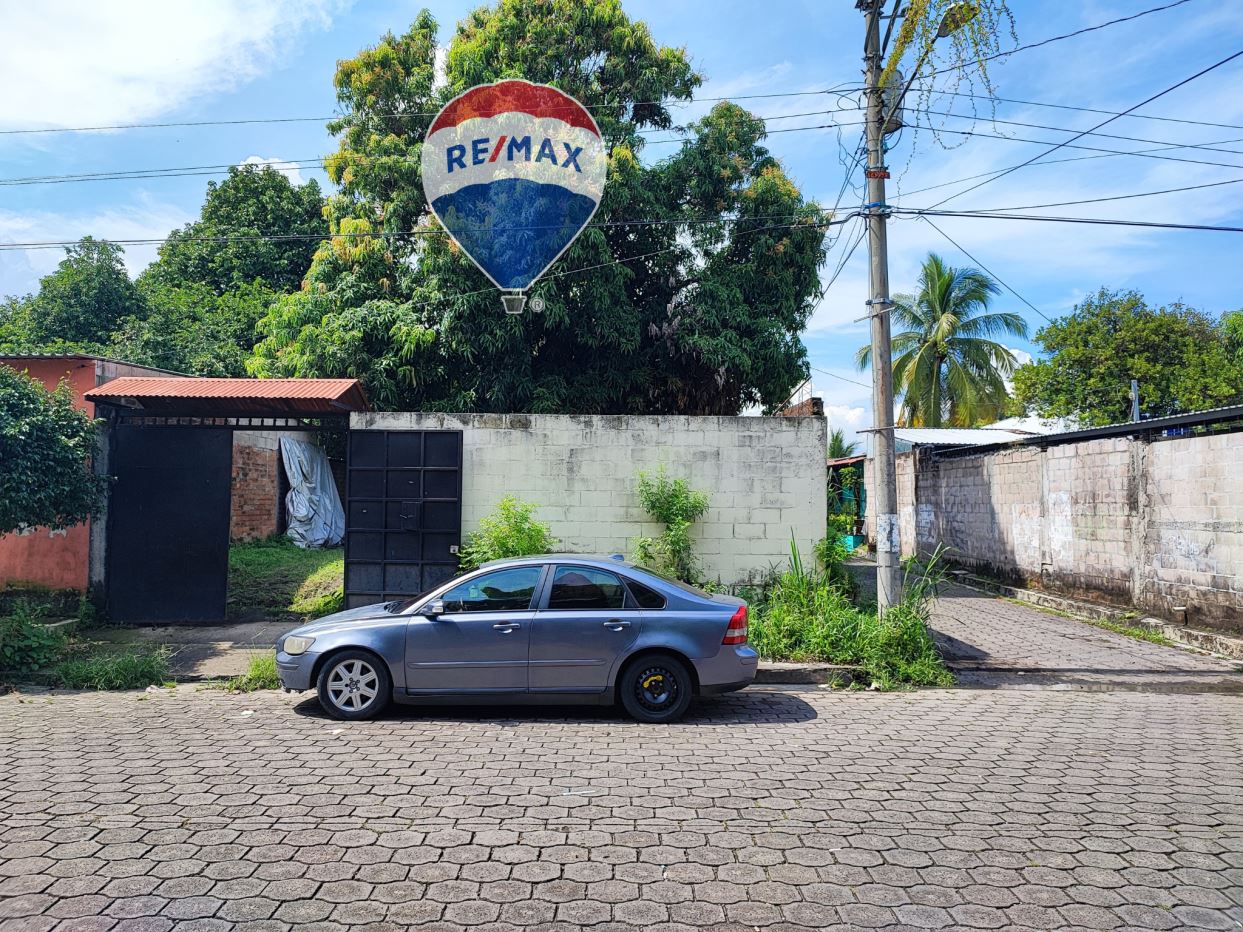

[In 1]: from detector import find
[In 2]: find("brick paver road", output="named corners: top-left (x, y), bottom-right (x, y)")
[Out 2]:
top-left (2, 596), bottom-right (1242, 931)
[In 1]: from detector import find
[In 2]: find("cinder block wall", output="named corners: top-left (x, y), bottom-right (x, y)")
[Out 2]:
top-left (354, 412), bottom-right (828, 587)
top-left (869, 431), bottom-right (1243, 632)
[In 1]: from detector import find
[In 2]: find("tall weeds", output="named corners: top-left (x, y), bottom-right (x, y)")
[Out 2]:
top-left (749, 538), bottom-right (953, 688)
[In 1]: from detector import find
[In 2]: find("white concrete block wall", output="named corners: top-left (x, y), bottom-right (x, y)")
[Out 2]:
top-left (353, 412), bottom-right (827, 586)
top-left (882, 430), bottom-right (1243, 633)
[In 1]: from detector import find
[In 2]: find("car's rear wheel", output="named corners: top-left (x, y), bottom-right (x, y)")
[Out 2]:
top-left (317, 650), bottom-right (392, 721)
top-left (619, 654), bottom-right (693, 723)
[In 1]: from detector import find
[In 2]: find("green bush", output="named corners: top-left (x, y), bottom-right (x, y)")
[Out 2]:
top-left (459, 496), bottom-right (556, 571)
top-left (0, 601), bottom-right (66, 673)
top-left (749, 540), bottom-right (953, 689)
top-left (54, 648), bottom-right (170, 690)
top-left (222, 654), bottom-right (281, 692)
top-left (633, 467), bottom-right (710, 582)
top-left (827, 513), bottom-right (855, 537)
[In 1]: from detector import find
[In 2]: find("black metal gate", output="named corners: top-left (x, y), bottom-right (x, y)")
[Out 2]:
top-left (106, 426), bottom-right (233, 622)
top-left (345, 429), bottom-right (463, 609)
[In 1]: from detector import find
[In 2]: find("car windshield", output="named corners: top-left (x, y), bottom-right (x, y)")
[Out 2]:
top-left (384, 569), bottom-right (474, 614)
top-left (632, 566), bottom-right (712, 599)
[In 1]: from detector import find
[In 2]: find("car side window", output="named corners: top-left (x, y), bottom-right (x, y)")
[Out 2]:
top-left (546, 566), bottom-right (627, 611)
top-left (625, 577), bottom-right (667, 609)
top-left (439, 567), bottom-right (542, 613)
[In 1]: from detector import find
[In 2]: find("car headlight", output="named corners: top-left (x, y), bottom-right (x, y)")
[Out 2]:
top-left (282, 636), bottom-right (315, 656)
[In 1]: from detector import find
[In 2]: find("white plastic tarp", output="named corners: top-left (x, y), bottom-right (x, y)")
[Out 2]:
top-left (280, 437), bottom-right (345, 548)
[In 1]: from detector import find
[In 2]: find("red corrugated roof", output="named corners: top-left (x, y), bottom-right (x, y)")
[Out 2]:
top-left (85, 378), bottom-right (369, 415)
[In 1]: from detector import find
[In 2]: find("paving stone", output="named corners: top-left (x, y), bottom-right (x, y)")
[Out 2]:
top-left (1, 593), bottom-right (1241, 932)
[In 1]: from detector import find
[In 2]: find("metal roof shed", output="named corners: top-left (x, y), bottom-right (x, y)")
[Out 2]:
top-left (81, 378), bottom-right (369, 624)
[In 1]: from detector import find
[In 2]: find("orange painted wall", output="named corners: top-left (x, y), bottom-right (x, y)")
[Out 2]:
top-left (0, 358), bottom-right (99, 591)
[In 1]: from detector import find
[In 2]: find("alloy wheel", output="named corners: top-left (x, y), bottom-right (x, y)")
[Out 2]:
top-left (326, 658), bottom-right (379, 712)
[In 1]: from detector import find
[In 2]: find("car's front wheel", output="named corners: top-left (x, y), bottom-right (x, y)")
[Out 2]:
top-left (317, 650), bottom-right (392, 721)
top-left (619, 653), bottom-right (694, 723)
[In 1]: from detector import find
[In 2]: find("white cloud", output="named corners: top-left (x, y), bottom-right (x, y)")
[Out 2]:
top-left (1, 1), bottom-right (345, 131)
top-left (0, 198), bottom-right (189, 298)
top-left (241, 156), bottom-right (305, 185)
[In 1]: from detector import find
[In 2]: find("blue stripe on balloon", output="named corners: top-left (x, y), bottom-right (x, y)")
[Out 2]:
top-left (433, 178), bottom-right (598, 291)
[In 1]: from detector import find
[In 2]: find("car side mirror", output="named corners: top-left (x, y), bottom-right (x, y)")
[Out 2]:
top-left (421, 599), bottom-right (446, 617)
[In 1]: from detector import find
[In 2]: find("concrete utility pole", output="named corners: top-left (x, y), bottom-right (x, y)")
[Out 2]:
top-left (860, 0), bottom-right (902, 609)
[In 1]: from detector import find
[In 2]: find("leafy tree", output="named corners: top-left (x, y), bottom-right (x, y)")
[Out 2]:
top-left (143, 165), bottom-right (327, 295)
top-left (250, 2), bottom-right (826, 414)
top-left (0, 366), bottom-right (107, 535)
top-left (856, 253), bottom-right (1027, 427)
top-left (828, 428), bottom-right (860, 459)
top-left (1012, 289), bottom-right (1243, 425)
top-left (8, 238), bottom-right (144, 349)
top-left (108, 281), bottom-right (278, 376)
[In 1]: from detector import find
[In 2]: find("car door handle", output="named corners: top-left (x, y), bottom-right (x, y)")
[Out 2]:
top-left (492, 623), bottom-right (521, 633)
top-left (603, 620), bottom-right (631, 631)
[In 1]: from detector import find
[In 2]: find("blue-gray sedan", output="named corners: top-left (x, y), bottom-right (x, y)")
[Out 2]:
top-left (275, 555), bottom-right (756, 722)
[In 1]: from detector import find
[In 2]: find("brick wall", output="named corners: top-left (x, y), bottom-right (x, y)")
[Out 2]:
top-left (354, 412), bottom-right (828, 587)
top-left (868, 431), bottom-right (1243, 633)
top-left (229, 431), bottom-right (313, 542)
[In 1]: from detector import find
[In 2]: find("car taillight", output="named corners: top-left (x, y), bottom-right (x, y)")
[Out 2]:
top-left (722, 605), bottom-right (748, 645)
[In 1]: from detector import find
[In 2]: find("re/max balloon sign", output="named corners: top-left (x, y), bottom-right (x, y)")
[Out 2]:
top-left (422, 80), bottom-right (607, 307)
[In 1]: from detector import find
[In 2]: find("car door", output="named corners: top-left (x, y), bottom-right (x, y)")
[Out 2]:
top-left (530, 564), bottom-right (642, 693)
top-left (404, 565), bottom-right (544, 694)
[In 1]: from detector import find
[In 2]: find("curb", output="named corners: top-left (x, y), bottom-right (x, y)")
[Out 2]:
top-left (951, 574), bottom-right (1243, 661)
top-left (755, 662), bottom-right (862, 686)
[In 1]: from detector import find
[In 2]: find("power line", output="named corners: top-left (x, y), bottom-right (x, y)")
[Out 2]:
top-left (0, 113), bottom-right (873, 187)
top-left (0, 211), bottom-right (859, 252)
top-left (923, 109), bottom-right (1243, 156)
top-left (810, 364), bottom-right (872, 390)
top-left (892, 206), bottom-right (1243, 234)
top-left (922, 0), bottom-right (1200, 80)
top-left (0, 87), bottom-right (863, 136)
top-left (917, 215), bottom-right (1052, 323)
top-left (928, 47), bottom-right (1243, 208)
top-left (901, 123), bottom-right (1243, 172)
top-left (920, 88), bottom-right (1243, 133)
top-left (893, 135), bottom-right (1243, 201)
top-left (972, 176), bottom-right (1243, 213)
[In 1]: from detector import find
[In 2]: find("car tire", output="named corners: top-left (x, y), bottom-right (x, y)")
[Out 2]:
top-left (619, 653), bottom-right (694, 723)
top-left (316, 649), bottom-right (392, 721)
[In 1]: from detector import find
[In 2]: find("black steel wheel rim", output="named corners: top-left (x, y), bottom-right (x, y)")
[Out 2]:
top-left (634, 665), bottom-right (679, 712)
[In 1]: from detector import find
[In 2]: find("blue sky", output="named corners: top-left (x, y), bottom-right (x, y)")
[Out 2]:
top-left (3, 0), bottom-right (1241, 444)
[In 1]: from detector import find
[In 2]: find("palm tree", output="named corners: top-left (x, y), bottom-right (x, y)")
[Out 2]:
top-left (855, 253), bottom-right (1029, 427)
top-left (828, 428), bottom-right (859, 459)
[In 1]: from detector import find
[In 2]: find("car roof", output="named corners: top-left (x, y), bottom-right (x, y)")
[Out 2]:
top-left (479, 554), bottom-right (639, 571)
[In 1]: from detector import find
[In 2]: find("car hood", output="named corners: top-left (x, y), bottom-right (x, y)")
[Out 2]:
top-left (284, 602), bottom-right (397, 640)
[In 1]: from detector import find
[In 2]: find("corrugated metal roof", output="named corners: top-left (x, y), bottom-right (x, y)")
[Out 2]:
top-left (826, 454), bottom-right (866, 468)
top-left (894, 427), bottom-right (1033, 446)
top-left (85, 377), bottom-right (369, 415)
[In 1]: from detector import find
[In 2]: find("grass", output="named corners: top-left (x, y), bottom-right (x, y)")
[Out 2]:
top-left (228, 538), bottom-right (343, 622)
top-left (1001, 597), bottom-right (1175, 646)
top-left (53, 647), bottom-right (171, 690)
top-left (1087, 619), bottom-right (1174, 646)
top-left (218, 654), bottom-right (282, 692)
top-left (747, 539), bottom-right (954, 689)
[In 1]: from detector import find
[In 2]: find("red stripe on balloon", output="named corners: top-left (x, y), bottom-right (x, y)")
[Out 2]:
top-left (429, 80), bottom-right (599, 136)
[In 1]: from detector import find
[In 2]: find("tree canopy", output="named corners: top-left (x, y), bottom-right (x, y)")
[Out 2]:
top-left (857, 252), bottom-right (1027, 427)
top-left (0, 238), bottom-right (144, 351)
top-left (249, 1), bottom-right (827, 414)
top-left (142, 165), bottom-right (327, 295)
top-left (1012, 289), bottom-right (1243, 426)
top-left (0, 366), bottom-right (107, 536)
